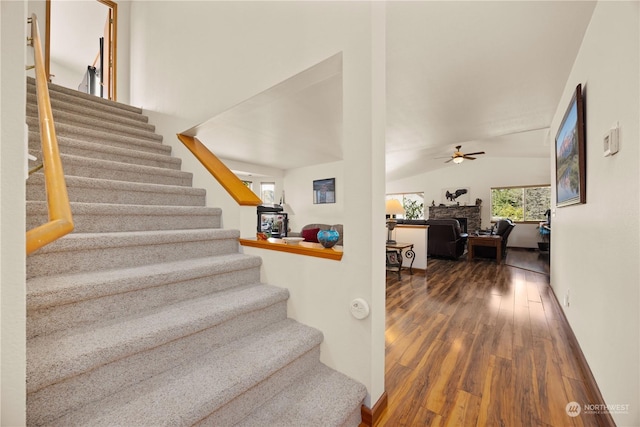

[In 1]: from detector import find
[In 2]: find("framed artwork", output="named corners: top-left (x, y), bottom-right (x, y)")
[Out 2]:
top-left (441, 187), bottom-right (470, 205)
top-left (555, 84), bottom-right (586, 207)
top-left (313, 178), bottom-right (335, 204)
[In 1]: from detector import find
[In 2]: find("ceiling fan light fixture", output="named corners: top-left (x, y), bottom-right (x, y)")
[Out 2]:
top-left (453, 157), bottom-right (464, 164)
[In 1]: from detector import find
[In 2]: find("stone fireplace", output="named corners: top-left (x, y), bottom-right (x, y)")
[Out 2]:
top-left (428, 205), bottom-right (482, 233)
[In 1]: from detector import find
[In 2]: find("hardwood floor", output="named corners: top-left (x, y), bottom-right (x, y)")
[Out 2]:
top-left (379, 254), bottom-right (609, 427)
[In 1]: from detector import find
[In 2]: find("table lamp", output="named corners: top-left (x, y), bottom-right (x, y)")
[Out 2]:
top-left (386, 199), bottom-right (405, 244)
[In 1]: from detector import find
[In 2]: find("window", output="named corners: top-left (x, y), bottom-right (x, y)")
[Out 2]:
top-left (242, 180), bottom-right (253, 190)
top-left (491, 185), bottom-right (551, 223)
top-left (386, 193), bottom-right (425, 220)
top-left (260, 182), bottom-right (275, 204)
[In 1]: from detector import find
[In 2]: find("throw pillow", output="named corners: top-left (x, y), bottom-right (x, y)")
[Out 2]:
top-left (301, 228), bottom-right (320, 243)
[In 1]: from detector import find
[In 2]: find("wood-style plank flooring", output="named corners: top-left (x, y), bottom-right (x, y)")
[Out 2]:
top-left (379, 251), bottom-right (603, 427)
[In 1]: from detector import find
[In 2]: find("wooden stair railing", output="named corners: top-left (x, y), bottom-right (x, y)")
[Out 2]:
top-left (176, 133), bottom-right (262, 206)
top-left (26, 14), bottom-right (74, 255)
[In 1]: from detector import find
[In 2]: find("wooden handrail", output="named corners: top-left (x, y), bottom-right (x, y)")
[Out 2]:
top-left (176, 133), bottom-right (262, 206)
top-left (26, 14), bottom-right (74, 255)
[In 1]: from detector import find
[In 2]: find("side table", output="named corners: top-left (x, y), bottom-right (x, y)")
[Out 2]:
top-left (386, 242), bottom-right (415, 279)
top-left (467, 235), bottom-right (503, 263)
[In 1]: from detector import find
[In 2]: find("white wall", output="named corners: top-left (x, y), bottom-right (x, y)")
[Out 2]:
top-left (284, 161), bottom-right (344, 233)
top-left (1, 1), bottom-right (28, 424)
top-left (387, 155), bottom-right (551, 248)
top-left (549, 2), bottom-right (639, 425)
top-left (130, 2), bottom-right (387, 407)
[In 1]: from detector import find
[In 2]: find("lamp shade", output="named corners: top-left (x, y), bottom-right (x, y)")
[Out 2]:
top-left (385, 199), bottom-right (405, 216)
top-left (453, 157), bottom-right (464, 164)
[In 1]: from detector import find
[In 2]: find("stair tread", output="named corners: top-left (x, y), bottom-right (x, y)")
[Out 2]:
top-left (26, 107), bottom-right (160, 141)
top-left (238, 363), bottom-right (368, 427)
top-left (52, 152), bottom-right (192, 183)
top-left (30, 132), bottom-right (180, 167)
top-left (27, 117), bottom-right (167, 153)
top-left (48, 319), bottom-right (322, 427)
top-left (31, 228), bottom-right (239, 253)
top-left (26, 100), bottom-right (155, 133)
top-left (26, 88), bottom-right (149, 124)
top-left (27, 253), bottom-right (259, 310)
top-left (27, 201), bottom-right (220, 217)
top-left (27, 77), bottom-right (143, 114)
top-left (27, 283), bottom-right (292, 393)
top-left (27, 173), bottom-right (206, 197)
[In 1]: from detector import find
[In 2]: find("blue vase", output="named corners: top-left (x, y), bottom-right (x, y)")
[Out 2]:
top-left (317, 228), bottom-right (339, 248)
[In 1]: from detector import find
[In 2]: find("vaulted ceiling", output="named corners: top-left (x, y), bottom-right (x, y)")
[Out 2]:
top-left (50, 1), bottom-right (597, 181)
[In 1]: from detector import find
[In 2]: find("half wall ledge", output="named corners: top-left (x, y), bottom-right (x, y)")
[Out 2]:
top-left (239, 238), bottom-right (343, 261)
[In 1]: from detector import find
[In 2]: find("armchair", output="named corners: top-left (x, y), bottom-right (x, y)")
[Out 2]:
top-left (425, 218), bottom-right (468, 259)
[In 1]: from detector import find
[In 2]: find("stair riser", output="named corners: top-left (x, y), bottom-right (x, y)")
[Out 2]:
top-left (27, 301), bottom-right (289, 426)
top-left (26, 111), bottom-right (162, 145)
top-left (53, 155), bottom-right (192, 187)
top-left (28, 267), bottom-right (259, 338)
top-left (29, 135), bottom-right (181, 170)
top-left (27, 209), bottom-right (219, 233)
top-left (197, 347), bottom-right (321, 427)
top-left (26, 88), bottom-right (149, 124)
top-left (27, 78), bottom-right (143, 115)
top-left (27, 237), bottom-right (239, 279)
top-left (27, 178), bottom-right (206, 207)
top-left (27, 117), bottom-right (168, 156)
top-left (27, 98), bottom-right (155, 134)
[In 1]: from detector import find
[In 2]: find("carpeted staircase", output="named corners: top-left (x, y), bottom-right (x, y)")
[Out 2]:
top-left (25, 78), bottom-right (367, 427)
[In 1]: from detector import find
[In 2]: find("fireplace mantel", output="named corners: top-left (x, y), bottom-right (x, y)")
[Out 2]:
top-left (428, 205), bottom-right (482, 233)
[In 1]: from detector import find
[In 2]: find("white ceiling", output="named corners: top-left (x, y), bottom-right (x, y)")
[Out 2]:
top-left (50, 1), bottom-right (597, 181)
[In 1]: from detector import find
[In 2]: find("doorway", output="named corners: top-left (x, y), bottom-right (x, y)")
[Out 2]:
top-left (46, 0), bottom-right (117, 101)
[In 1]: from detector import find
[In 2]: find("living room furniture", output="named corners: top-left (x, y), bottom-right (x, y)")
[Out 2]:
top-left (386, 242), bottom-right (415, 279)
top-left (425, 218), bottom-right (468, 259)
top-left (289, 223), bottom-right (344, 246)
top-left (467, 235), bottom-right (503, 263)
top-left (471, 219), bottom-right (515, 261)
top-left (385, 199), bottom-right (405, 244)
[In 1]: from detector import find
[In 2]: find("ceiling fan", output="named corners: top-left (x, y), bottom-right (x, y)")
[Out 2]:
top-left (440, 145), bottom-right (486, 164)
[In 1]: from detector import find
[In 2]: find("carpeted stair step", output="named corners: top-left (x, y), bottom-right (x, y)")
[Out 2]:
top-left (27, 96), bottom-right (155, 134)
top-left (27, 254), bottom-right (262, 338)
top-left (27, 285), bottom-right (293, 426)
top-left (41, 319), bottom-right (324, 427)
top-left (234, 363), bottom-right (368, 427)
top-left (26, 228), bottom-right (240, 279)
top-left (27, 77), bottom-right (143, 117)
top-left (27, 116), bottom-right (167, 155)
top-left (34, 152), bottom-right (193, 186)
top-left (26, 103), bottom-right (161, 142)
top-left (27, 202), bottom-right (219, 233)
top-left (27, 174), bottom-right (206, 206)
top-left (29, 131), bottom-right (181, 170)
top-left (27, 91), bottom-right (152, 130)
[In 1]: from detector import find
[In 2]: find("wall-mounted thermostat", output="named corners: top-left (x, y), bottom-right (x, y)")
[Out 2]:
top-left (603, 123), bottom-right (619, 156)
top-left (350, 298), bottom-right (370, 320)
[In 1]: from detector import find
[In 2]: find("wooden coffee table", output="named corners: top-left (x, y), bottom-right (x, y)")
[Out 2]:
top-left (467, 235), bottom-right (503, 263)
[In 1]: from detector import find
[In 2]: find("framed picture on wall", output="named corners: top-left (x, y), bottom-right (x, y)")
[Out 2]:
top-left (313, 178), bottom-right (335, 204)
top-left (555, 84), bottom-right (586, 207)
top-left (441, 187), bottom-right (470, 205)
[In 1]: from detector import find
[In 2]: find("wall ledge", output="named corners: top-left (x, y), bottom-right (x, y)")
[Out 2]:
top-left (239, 238), bottom-right (343, 261)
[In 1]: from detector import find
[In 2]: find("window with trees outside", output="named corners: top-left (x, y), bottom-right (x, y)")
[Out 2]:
top-left (491, 185), bottom-right (551, 223)
top-left (386, 193), bottom-right (425, 220)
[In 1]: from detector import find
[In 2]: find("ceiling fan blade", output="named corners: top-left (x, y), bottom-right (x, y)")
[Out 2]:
top-left (463, 151), bottom-right (485, 156)
top-left (463, 156), bottom-right (477, 160)
top-left (444, 158), bottom-right (453, 163)
top-left (435, 156), bottom-right (453, 159)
